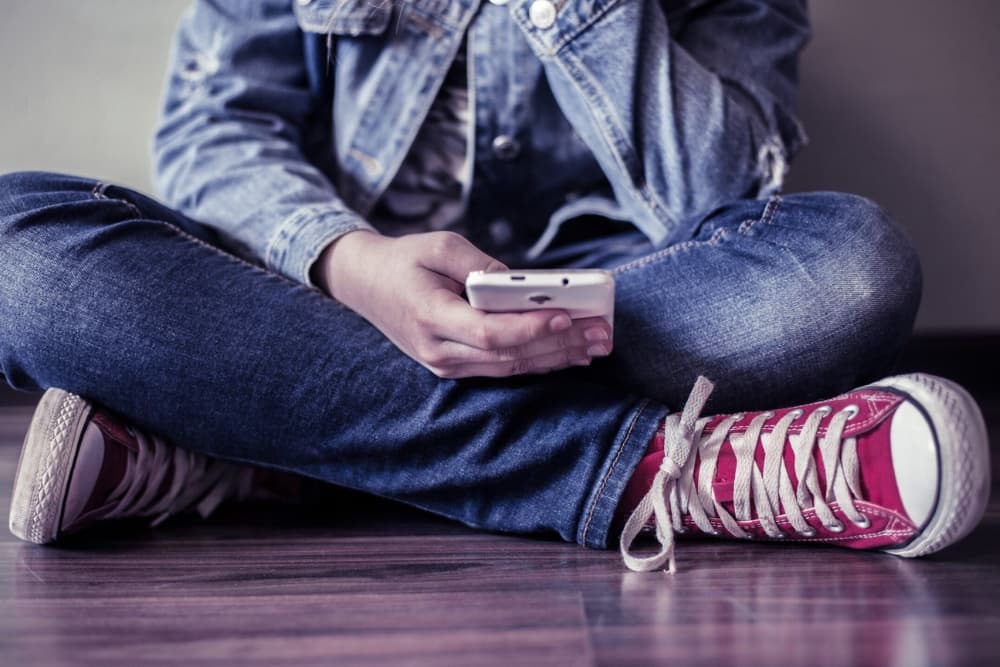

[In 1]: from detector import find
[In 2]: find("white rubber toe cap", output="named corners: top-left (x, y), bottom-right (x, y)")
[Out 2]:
top-left (890, 401), bottom-right (939, 527)
top-left (881, 373), bottom-right (989, 558)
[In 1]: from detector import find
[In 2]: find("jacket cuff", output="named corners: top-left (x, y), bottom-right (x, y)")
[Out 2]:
top-left (510, 0), bottom-right (623, 54)
top-left (265, 205), bottom-right (377, 287)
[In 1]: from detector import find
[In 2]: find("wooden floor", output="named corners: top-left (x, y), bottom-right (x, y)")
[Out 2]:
top-left (1, 399), bottom-right (998, 666)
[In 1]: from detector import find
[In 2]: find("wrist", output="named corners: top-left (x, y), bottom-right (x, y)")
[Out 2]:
top-left (312, 229), bottom-right (382, 302)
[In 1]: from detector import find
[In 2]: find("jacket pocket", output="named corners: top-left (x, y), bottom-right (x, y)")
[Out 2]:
top-left (293, 0), bottom-right (392, 35)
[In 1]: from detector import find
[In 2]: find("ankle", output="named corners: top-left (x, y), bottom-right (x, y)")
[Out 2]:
top-left (615, 429), bottom-right (666, 526)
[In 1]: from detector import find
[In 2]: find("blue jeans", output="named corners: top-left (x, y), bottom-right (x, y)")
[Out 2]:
top-left (0, 171), bottom-right (921, 548)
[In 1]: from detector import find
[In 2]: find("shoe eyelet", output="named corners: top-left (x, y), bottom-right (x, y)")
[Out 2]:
top-left (125, 426), bottom-right (137, 438)
top-left (789, 409), bottom-right (804, 420)
top-left (797, 527), bottom-right (817, 538)
top-left (768, 530), bottom-right (787, 539)
top-left (852, 515), bottom-right (871, 529)
top-left (841, 404), bottom-right (860, 419)
top-left (824, 520), bottom-right (845, 533)
top-left (815, 405), bottom-right (833, 417)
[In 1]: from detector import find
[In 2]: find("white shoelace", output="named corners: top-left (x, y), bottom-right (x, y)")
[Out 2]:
top-left (620, 377), bottom-right (867, 573)
top-left (101, 427), bottom-right (254, 526)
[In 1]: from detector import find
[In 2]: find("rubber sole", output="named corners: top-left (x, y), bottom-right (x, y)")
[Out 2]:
top-left (879, 373), bottom-right (991, 557)
top-left (8, 389), bottom-right (93, 544)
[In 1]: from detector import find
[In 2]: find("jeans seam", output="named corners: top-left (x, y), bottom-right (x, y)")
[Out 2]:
top-left (611, 228), bottom-right (726, 275)
top-left (552, 1), bottom-right (626, 53)
top-left (515, 0), bottom-right (625, 55)
top-left (90, 183), bottom-right (335, 295)
top-left (91, 182), bottom-right (143, 220)
top-left (163, 223), bottom-right (318, 296)
top-left (738, 193), bottom-right (783, 234)
top-left (580, 398), bottom-right (650, 545)
top-left (612, 194), bottom-right (786, 276)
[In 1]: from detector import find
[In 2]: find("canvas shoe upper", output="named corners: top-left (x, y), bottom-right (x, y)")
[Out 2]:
top-left (620, 374), bottom-right (990, 573)
top-left (9, 389), bottom-right (256, 544)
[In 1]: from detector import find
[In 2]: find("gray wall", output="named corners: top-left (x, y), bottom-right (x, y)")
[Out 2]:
top-left (786, 1), bottom-right (1000, 332)
top-left (1, 1), bottom-right (997, 331)
top-left (0, 2), bottom-right (188, 193)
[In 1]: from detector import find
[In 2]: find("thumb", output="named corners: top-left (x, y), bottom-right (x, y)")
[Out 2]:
top-left (420, 233), bottom-right (508, 284)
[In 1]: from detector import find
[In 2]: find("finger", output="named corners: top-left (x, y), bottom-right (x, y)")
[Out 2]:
top-left (417, 232), bottom-right (507, 284)
top-left (572, 316), bottom-right (615, 345)
top-left (433, 320), bottom-right (611, 365)
top-left (436, 346), bottom-right (595, 379)
top-left (430, 291), bottom-right (572, 350)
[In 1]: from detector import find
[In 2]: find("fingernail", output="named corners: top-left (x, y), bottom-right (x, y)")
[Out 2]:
top-left (584, 328), bottom-right (609, 342)
top-left (587, 344), bottom-right (609, 357)
top-left (572, 358), bottom-right (592, 367)
top-left (549, 315), bottom-right (572, 332)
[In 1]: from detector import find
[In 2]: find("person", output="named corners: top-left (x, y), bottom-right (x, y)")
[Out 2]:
top-left (0, 0), bottom-right (989, 573)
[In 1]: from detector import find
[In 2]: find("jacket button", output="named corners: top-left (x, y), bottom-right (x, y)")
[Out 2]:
top-left (529, 0), bottom-right (557, 29)
top-left (491, 135), bottom-right (521, 160)
top-left (489, 219), bottom-right (514, 245)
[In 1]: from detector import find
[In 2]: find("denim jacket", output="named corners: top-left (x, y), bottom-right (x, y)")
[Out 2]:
top-left (153, 0), bottom-right (809, 286)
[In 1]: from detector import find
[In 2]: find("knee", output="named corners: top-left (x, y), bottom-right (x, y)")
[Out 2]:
top-left (779, 192), bottom-right (922, 387)
top-left (813, 192), bottom-right (922, 333)
top-left (0, 169), bottom-right (64, 199)
top-left (736, 192), bottom-right (923, 389)
top-left (0, 171), bottom-right (45, 227)
top-left (0, 171), bottom-right (89, 234)
top-left (0, 170), bottom-right (48, 196)
top-left (0, 171), bottom-right (93, 329)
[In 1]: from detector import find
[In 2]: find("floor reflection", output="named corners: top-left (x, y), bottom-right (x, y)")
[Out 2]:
top-left (604, 546), bottom-right (960, 667)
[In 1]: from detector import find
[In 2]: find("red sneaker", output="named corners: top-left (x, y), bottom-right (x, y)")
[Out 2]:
top-left (620, 374), bottom-right (991, 573)
top-left (9, 389), bottom-right (256, 544)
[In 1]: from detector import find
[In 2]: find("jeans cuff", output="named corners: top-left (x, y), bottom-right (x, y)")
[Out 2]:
top-left (576, 398), bottom-right (667, 549)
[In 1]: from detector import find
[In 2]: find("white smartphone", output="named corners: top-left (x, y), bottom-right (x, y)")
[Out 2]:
top-left (465, 269), bottom-right (615, 324)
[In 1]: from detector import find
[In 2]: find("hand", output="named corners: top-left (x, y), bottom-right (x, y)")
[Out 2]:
top-left (312, 230), bottom-right (613, 379)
